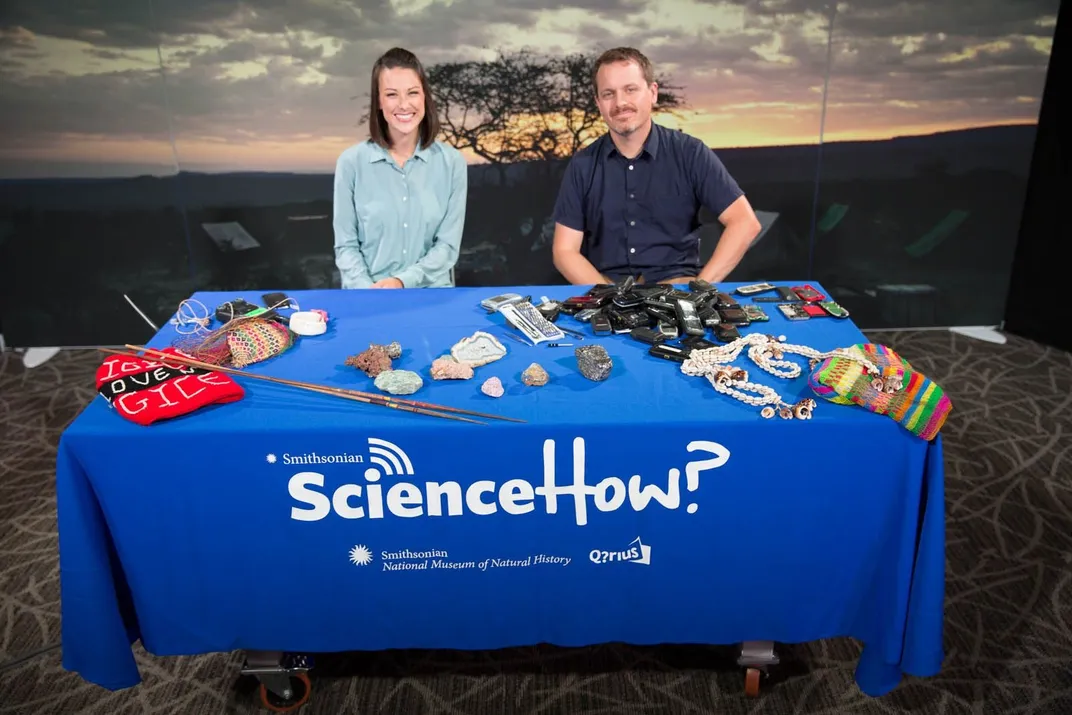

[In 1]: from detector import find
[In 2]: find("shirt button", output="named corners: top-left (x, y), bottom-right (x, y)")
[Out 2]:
top-left (402, 196), bottom-right (407, 201)
top-left (629, 220), bottom-right (635, 226)
top-left (630, 248), bottom-right (636, 254)
top-left (630, 193), bottom-right (635, 199)
top-left (628, 165), bottom-right (634, 170)
top-left (403, 223), bottom-right (408, 228)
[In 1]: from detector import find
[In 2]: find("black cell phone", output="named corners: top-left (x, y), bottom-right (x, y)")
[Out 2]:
top-left (657, 321), bottom-right (679, 338)
top-left (754, 295), bottom-right (801, 303)
top-left (630, 327), bottom-right (666, 345)
top-left (611, 292), bottom-right (644, 309)
top-left (674, 298), bottom-right (706, 336)
top-left (645, 306), bottom-right (676, 324)
top-left (649, 343), bottom-right (691, 362)
top-left (262, 292), bottom-right (293, 309)
top-left (718, 308), bottom-right (751, 326)
top-left (633, 285), bottom-right (672, 299)
top-left (714, 325), bottom-right (740, 342)
top-left (775, 286), bottom-right (799, 301)
top-left (666, 289), bottom-right (692, 301)
top-left (215, 298), bottom-right (260, 322)
top-left (644, 297), bottom-right (676, 312)
top-left (591, 312), bottom-right (612, 335)
top-left (714, 292), bottom-right (741, 309)
top-left (688, 278), bottom-right (715, 294)
top-left (680, 335), bottom-right (717, 351)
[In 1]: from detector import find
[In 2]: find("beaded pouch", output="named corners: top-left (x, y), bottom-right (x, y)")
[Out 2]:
top-left (808, 343), bottom-right (951, 440)
top-left (174, 315), bottom-right (294, 368)
top-left (226, 318), bottom-right (294, 367)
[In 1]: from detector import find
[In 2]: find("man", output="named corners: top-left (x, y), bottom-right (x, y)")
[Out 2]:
top-left (551, 47), bottom-right (761, 285)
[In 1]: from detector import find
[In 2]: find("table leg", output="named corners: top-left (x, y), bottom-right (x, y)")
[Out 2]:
top-left (240, 650), bottom-right (314, 712)
top-left (736, 641), bottom-right (780, 697)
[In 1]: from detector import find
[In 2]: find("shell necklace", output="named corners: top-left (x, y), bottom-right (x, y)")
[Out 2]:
top-left (679, 333), bottom-right (895, 419)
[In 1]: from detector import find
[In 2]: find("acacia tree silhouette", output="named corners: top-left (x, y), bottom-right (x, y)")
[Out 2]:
top-left (431, 50), bottom-right (686, 169)
top-left (361, 49), bottom-right (687, 178)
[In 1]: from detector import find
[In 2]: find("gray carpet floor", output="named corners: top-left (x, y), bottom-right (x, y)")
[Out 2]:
top-left (2, 330), bottom-right (1072, 714)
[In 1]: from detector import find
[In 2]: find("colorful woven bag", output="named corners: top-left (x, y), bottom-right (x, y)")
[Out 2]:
top-left (808, 343), bottom-right (951, 440)
top-left (226, 318), bottom-right (294, 367)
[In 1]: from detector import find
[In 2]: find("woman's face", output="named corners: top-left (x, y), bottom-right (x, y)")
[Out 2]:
top-left (378, 67), bottom-right (425, 143)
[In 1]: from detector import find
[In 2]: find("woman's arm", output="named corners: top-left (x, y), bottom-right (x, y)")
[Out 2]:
top-left (394, 150), bottom-right (468, 288)
top-left (333, 150), bottom-right (375, 289)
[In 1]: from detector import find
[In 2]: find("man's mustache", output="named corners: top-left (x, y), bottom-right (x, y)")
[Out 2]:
top-left (613, 106), bottom-right (637, 116)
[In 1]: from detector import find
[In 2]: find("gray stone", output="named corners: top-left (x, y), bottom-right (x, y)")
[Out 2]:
top-left (374, 369), bottom-right (423, 395)
top-left (575, 345), bottom-right (613, 381)
top-left (386, 341), bottom-right (402, 359)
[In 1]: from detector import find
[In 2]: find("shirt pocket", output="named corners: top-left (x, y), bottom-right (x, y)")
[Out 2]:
top-left (645, 178), bottom-right (696, 222)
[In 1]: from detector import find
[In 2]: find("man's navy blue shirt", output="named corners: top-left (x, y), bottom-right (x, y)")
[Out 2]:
top-left (552, 122), bottom-right (744, 283)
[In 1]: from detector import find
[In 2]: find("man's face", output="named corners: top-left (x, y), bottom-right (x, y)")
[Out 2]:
top-left (594, 60), bottom-right (658, 137)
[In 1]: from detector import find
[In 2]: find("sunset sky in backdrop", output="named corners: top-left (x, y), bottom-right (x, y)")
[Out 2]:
top-left (0, 0), bottom-right (1059, 177)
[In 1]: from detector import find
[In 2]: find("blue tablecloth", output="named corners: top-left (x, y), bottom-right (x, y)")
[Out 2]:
top-left (57, 283), bottom-right (945, 696)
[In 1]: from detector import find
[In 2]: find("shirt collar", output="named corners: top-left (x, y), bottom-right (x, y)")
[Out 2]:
top-left (603, 121), bottom-right (661, 160)
top-left (368, 140), bottom-right (433, 163)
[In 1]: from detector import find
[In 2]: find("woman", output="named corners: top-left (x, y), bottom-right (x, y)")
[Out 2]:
top-left (333, 48), bottom-right (468, 289)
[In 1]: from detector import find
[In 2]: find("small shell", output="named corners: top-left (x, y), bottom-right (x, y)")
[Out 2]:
top-left (730, 368), bottom-right (748, 381)
top-left (871, 378), bottom-right (885, 391)
top-left (793, 401), bottom-right (813, 420)
top-left (761, 406), bottom-right (776, 419)
top-left (779, 406), bottom-right (794, 420)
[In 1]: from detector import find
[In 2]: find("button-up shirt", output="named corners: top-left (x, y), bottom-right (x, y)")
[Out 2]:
top-left (333, 139), bottom-right (468, 288)
top-left (552, 122), bottom-right (744, 283)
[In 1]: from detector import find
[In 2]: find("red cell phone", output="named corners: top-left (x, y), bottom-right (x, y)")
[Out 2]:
top-left (802, 303), bottom-right (827, 317)
top-left (792, 285), bottom-right (825, 302)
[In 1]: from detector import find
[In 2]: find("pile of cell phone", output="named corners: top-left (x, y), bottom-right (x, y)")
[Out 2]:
top-left (557, 277), bottom-right (740, 362)
top-left (734, 283), bottom-right (850, 320)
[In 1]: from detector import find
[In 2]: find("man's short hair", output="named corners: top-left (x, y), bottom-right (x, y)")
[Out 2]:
top-left (591, 47), bottom-right (655, 93)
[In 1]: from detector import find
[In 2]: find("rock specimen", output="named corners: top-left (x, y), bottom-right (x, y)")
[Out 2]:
top-left (345, 344), bottom-right (393, 377)
top-left (481, 377), bottom-right (504, 398)
top-left (385, 341), bottom-right (402, 360)
top-left (576, 345), bottom-right (613, 381)
top-left (430, 355), bottom-right (474, 381)
top-left (374, 369), bottom-right (423, 395)
top-left (521, 362), bottom-right (549, 386)
top-left (451, 331), bottom-right (507, 367)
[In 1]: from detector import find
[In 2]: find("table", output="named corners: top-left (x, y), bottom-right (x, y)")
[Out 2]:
top-left (57, 283), bottom-right (945, 703)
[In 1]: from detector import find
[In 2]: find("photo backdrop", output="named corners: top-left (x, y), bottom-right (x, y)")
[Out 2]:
top-left (0, 0), bottom-right (1059, 346)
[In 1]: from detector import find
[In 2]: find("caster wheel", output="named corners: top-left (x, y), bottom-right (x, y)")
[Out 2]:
top-left (259, 671), bottom-right (311, 712)
top-left (744, 667), bottom-right (762, 697)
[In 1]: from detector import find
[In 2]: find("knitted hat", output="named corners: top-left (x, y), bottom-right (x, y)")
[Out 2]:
top-left (96, 348), bottom-right (245, 426)
top-left (808, 343), bottom-right (951, 440)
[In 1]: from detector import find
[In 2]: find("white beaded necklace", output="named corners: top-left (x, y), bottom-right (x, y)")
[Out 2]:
top-left (680, 333), bottom-right (894, 419)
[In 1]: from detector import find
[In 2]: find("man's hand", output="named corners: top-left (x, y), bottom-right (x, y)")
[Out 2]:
top-left (371, 277), bottom-right (404, 289)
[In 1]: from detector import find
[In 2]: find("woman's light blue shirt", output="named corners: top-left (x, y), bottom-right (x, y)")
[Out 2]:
top-left (333, 139), bottom-right (468, 288)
